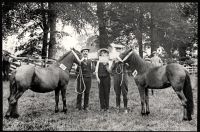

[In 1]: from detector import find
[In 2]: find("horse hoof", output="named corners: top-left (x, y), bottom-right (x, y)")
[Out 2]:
top-left (5, 113), bottom-right (10, 119)
top-left (124, 109), bottom-right (128, 114)
top-left (146, 111), bottom-right (150, 115)
top-left (12, 113), bottom-right (20, 118)
top-left (141, 112), bottom-right (146, 116)
top-left (188, 117), bottom-right (192, 121)
top-left (62, 109), bottom-right (67, 113)
top-left (182, 117), bottom-right (189, 121)
top-left (55, 109), bottom-right (59, 113)
top-left (183, 117), bottom-right (192, 121)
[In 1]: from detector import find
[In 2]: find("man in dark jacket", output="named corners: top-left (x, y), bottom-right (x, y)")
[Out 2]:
top-left (76, 47), bottom-right (95, 111)
top-left (110, 58), bottom-right (129, 113)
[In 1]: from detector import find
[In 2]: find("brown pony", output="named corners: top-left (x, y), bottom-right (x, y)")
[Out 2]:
top-left (119, 48), bottom-right (194, 121)
top-left (5, 48), bottom-right (82, 118)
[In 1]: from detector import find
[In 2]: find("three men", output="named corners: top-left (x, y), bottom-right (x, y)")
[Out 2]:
top-left (75, 47), bottom-right (129, 112)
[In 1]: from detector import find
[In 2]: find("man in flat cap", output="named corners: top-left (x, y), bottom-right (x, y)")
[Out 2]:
top-left (76, 46), bottom-right (95, 111)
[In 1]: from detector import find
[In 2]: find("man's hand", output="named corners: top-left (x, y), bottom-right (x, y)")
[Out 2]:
top-left (97, 78), bottom-right (100, 84)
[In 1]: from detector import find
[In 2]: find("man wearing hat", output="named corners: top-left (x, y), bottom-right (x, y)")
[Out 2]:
top-left (151, 51), bottom-right (163, 67)
top-left (76, 46), bottom-right (95, 111)
top-left (110, 52), bottom-right (130, 113)
top-left (95, 48), bottom-right (111, 112)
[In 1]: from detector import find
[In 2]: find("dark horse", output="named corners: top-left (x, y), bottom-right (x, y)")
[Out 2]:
top-left (119, 48), bottom-right (194, 121)
top-left (2, 52), bottom-right (11, 81)
top-left (5, 48), bottom-right (82, 118)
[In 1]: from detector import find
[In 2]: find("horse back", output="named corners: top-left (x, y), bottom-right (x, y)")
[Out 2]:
top-left (145, 65), bottom-right (169, 88)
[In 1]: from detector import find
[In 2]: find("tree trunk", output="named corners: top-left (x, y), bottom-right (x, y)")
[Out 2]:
top-left (150, 4), bottom-right (156, 54)
top-left (48, 2), bottom-right (57, 59)
top-left (41, 2), bottom-right (49, 59)
top-left (96, 2), bottom-right (109, 49)
top-left (179, 43), bottom-right (187, 57)
top-left (138, 6), bottom-right (143, 58)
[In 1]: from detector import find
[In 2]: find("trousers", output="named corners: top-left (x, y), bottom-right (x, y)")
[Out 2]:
top-left (76, 77), bottom-right (91, 109)
top-left (99, 76), bottom-right (111, 110)
top-left (113, 73), bottom-right (128, 108)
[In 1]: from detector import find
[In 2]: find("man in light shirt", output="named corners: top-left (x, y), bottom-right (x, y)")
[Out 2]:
top-left (95, 48), bottom-right (111, 112)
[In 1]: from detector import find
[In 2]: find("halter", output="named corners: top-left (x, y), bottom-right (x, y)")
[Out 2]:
top-left (122, 50), bottom-right (134, 62)
top-left (71, 49), bottom-right (87, 94)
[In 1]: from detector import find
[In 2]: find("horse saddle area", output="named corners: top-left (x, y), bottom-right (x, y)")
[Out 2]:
top-left (32, 66), bottom-right (61, 92)
top-left (145, 65), bottom-right (171, 88)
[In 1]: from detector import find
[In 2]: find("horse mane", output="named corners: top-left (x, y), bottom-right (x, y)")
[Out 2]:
top-left (57, 50), bottom-right (72, 62)
top-left (128, 50), bottom-right (153, 74)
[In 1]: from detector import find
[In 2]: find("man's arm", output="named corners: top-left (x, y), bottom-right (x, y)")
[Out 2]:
top-left (95, 61), bottom-right (100, 83)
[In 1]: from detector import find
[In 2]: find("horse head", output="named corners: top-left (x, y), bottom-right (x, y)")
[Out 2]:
top-left (119, 48), bottom-right (133, 63)
top-left (70, 48), bottom-right (82, 65)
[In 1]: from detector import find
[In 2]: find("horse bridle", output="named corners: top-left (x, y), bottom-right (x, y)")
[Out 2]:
top-left (118, 50), bottom-right (134, 63)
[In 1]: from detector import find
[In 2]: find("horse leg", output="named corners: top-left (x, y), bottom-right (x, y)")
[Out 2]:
top-left (6, 66), bottom-right (10, 81)
top-left (137, 85), bottom-right (146, 116)
top-left (6, 90), bottom-right (26, 118)
top-left (61, 87), bottom-right (67, 113)
top-left (55, 89), bottom-right (60, 113)
top-left (145, 88), bottom-right (150, 115)
top-left (173, 89), bottom-right (188, 120)
top-left (122, 81), bottom-right (128, 113)
top-left (5, 102), bottom-right (19, 118)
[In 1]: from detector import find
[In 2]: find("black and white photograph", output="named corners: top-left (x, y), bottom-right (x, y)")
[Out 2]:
top-left (2, 2), bottom-right (198, 131)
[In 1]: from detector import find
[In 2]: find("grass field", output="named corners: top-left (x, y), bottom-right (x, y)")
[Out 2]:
top-left (3, 75), bottom-right (197, 131)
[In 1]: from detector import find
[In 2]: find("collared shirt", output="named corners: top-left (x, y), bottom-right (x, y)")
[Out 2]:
top-left (81, 57), bottom-right (88, 62)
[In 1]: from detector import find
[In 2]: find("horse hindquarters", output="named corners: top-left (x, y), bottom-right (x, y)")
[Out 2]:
top-left (167, 66), bottom-right (194, 121)
top-left (5, 65), bottom-right (35, 118)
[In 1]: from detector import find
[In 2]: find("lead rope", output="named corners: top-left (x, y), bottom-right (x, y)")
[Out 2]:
top-left (120, 63), bottom-right (124, 86)
top-left (75, 66), bottom-right (86, 94)
top-left (115, 63), bottom-right (124, 86)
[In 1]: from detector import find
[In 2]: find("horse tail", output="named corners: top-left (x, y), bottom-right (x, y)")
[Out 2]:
top-left (183, 71), bottom-right (194, 115)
